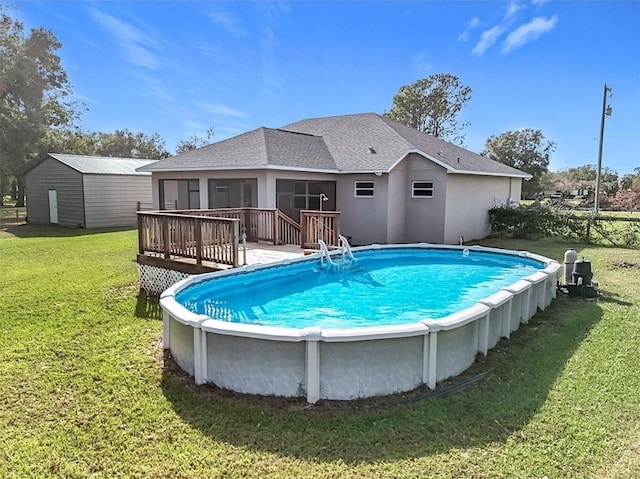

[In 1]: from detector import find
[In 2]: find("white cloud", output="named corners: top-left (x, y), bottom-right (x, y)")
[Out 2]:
top-left (89, 8), bottom-right (160, 69)
top-left (472, 26), bottom-right (505, 56)
top-left (202, 103), bottom-right (246, 118)
top-left (131, 72), bottom-right (173, 102)
top-left (503, 15), bottom-right (559, 53)
top-left (205, 8), bottom-right (248, 37)
top-left (458, 16), bottom-right (481, 42)
top-left (258, 2), bottom-right (292, 100)
top-left (72, 93), bottom-right (102, 106)
top-left (413, 52), bottom-right (433, 75)
top-left (506, 1), bottom-right (526, 20)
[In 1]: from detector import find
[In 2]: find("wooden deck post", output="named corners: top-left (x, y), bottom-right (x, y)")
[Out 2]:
top-left (273, 209), bottom-right (280, 245)
top-left (243, 208), bottom-right (251, 241)
top-left (137, 213), bottom-right (144, 255)
top-left (300, 212), bottom-right (307, 249)
top-left (162, 216), bottom-right (171, 259)
top-left (232, 220), bottom-right (240, 267)
top-left (195, 217), bottom-right (203, 265)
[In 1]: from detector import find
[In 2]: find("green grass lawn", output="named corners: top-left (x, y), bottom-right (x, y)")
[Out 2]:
top-left (1, 225), bottom-right (638, 478)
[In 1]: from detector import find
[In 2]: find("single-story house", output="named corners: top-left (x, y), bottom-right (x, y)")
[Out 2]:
top-left (139, 113), bottom-right (530, 244)
top-left (25, 153), bottom-right (156, 228)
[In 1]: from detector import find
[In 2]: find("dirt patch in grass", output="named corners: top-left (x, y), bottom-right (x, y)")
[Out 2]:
top-left (609, 260), bottom-right (640, 270)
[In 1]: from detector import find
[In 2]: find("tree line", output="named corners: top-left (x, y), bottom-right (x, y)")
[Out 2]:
top-left (0, 6), bottom-right (214, 206)
top-left (1, 5), bottom-right (637, 209)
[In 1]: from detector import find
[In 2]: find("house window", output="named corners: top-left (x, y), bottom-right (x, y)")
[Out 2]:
top-left (412, 181), bottom-right (434, 198)
top-left (355, 181), bottom-right (374, 197)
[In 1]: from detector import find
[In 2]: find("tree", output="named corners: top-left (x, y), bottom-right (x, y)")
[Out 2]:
top-left (0, 7), bottom-right (78, 206)
top-left (41, 127), bottom-right (169, 159)
top-left (175, 126), bottom-right (215, 155)
top-left (620, 167), bottom-right (640, 193)
top-left (545, 165), bottom-right (619, 197)
top-left (383, 74), bottom-right (471, 145)
top-left (483, 129), bottom-right (555, 199)
top-left (609, 189), bottom-right (640, 211)
top-left (94, 129), bottom-right (169, 159)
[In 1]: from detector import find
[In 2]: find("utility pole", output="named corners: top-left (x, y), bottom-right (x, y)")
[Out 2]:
top-left (594, 83), bottom-right (612, 213)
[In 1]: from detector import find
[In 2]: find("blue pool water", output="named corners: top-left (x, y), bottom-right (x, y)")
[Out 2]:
top-left (176, 248), bottom-right (545, 329)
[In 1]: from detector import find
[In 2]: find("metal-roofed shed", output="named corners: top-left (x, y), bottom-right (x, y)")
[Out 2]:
top-left (25, 153), bottom-right (156, 228)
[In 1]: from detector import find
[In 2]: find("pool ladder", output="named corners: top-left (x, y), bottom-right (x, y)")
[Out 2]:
top-left (318, 235), bottom-right (357, 271)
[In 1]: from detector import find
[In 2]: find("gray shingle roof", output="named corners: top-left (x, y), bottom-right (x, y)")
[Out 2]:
top-left (284, 113), bottom-right (530, 177)
top-left (48, 153), bottom-right (156, 175)
top-left (142, 113), bottom-right (530, 178)
top-left (140, 128), bottom-right (336, 172)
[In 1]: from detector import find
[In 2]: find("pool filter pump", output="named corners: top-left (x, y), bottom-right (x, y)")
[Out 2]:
top-left (561, 249), bottom-right (598, 298)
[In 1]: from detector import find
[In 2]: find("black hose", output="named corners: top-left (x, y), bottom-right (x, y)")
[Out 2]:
top-left (404, 368), bottom-right (494, 403)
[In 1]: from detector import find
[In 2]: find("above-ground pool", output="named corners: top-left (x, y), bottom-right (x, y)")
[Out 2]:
top-left (160, 244), bottom-right (561, 402)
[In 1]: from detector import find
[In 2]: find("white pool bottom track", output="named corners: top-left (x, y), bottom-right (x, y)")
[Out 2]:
top-left (160, 244), bottom-right (561, 403)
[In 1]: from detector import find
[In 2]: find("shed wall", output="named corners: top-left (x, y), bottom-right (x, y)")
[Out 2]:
top-left (25, 158), bottom-right (85, 226)
top-left (83, 175), bottom-right (152, 228)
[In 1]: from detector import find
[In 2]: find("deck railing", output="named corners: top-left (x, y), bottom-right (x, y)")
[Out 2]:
top-left (300, 210), bottom-right (341, 249)
top-left (170, 208), bottom-right (305, 245)
top-left (138, 211), bottom-right (240, 266)
top-left (138, 208), bottom-right (340, 269)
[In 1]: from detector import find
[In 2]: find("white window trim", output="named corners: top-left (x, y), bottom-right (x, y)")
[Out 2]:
top-left (354, 181), bottom-right (375, 198)
top-left (412, 180), bottom-right (434, 198)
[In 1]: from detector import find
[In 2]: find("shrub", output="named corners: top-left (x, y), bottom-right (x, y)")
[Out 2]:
top-left (488, 204), bottom-right (585, 240)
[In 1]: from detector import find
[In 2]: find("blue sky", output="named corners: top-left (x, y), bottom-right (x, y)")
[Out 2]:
top-left (14, 0), bottom-right (640, 176)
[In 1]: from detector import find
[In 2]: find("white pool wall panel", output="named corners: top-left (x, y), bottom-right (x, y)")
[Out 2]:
top-left (319, 337), bottom-right (424, 400)
top-left (204, 333), bottom-right (306, 397)
top-left (168, 317), bottom-right (196, 376)
top-left (160, 244), bottom-right (558, 402)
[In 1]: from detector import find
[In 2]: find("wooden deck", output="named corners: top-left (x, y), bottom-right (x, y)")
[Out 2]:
top-left (137, 208), bottom-right (338, 274)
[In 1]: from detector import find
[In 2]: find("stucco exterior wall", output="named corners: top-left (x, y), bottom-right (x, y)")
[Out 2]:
top-left (25, 157), bottom-right (84, 226)
top-left (336, 174), bottom-right (388, 245)
top-left (82, 174), bottom-right (152, 228)
top-left (401, 154), bottom-right (448, 244)
top-left (443, 175), bottom-right (521, 244)
top-left (386, 168), bottom-right (406, 244)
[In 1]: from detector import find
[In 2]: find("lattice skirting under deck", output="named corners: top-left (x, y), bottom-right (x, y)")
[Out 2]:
top-left (138, 263), bottom-right (190, 295)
